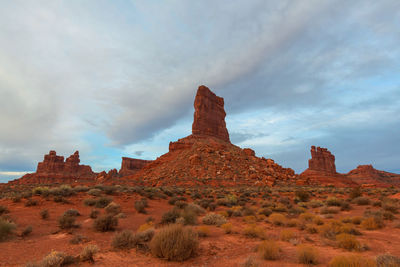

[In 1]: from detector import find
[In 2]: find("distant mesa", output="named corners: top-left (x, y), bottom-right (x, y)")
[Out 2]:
top-left (347, 164), bottom-right (400, 187)
top-left (9, 150), bottom-right (96, 185)
top-left (119, 157), bottom-right (153, 176)
top-left (299, 146), bottom-right (356, 187)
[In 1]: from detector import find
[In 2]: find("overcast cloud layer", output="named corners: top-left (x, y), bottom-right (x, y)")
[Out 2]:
top-left (1, 0), bottom-right (399, 182)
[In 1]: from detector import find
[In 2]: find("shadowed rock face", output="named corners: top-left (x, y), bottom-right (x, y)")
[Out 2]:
top-left (119, 157), bottom-right (153, 176)
top-left (309, 146), bottom-right (336, 174)
top-left (192, 85), bottom-right (230, 143)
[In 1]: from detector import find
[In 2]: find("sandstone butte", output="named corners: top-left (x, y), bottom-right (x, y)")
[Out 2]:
top-left (9, 150), bottom-right (96, 185)
top-left (6, 85), bottom-right (400, 188)
top-left (119, 85), bottom-right (296, 187)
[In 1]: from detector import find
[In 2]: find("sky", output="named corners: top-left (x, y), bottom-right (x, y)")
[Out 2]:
top-left (0, 0), bottom-right (399, 183)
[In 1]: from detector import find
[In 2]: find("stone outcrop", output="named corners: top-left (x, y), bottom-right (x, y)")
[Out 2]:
top-left (309, 146), bottom-right (336, 173)
top-left (299, 146), bottom-right (356, 187)
top-left (9, 150), bottom-right (96, 185)
top-left (119, 157), bottom-right (153, 177)
top-left (192, 85), bottom-right (230, 143)
top-left (118, 85), bottom-right (296, 187)
top-left (346, 165), bottom-right (400, 187)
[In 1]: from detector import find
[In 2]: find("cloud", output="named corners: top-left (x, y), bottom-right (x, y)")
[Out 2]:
top-left (0, 0), bottom-right (399, 177)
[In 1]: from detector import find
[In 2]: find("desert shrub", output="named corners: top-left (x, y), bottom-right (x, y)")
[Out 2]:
top-left (280, 229), bottom-right (296, 242)
top-left (295, 189), bottom-right (310, 202)
top-left (197, 225), bottom-right (210, 237)
top-left (40, 209), bottom-right (49, 219)
top-left (174, 200), bottom-right (188, 209)
top-left (0, 205), bottom-right (9, 215)
top-left (95, 197), bottom-right (112, 208)
top-left (25, 198), bottom-right (38, 207)
top-left (105, 202), bottom-right (121, 215)
top-left (340, 224), bottom-right (361, 236)
top-left (181, 209), bottom-right (197, 225)
top-left (168, 196), bottom-right (186, 205)
top-left (150, 224), bottom-right (198, 261)
top-left (326, 197), bottom-right (342, 206)
top-left (11, 194), bottom-right (21, 203)
top-left (87, 188), bottom-right (102, 196)
top-left (243, 215), bottom-right (257, 224)
top-left (268, 213), bottom-right (286, 226)
top-left (318, 220), bottom-right (343, 240)
top-left (286, 218), bottom-right (299, 227)
top-left (134, 200), bottom-right (147, 214)
top-left (58, 215), bottom-right (77, 229)
top-left (37, 251), bottom-right (75, 267)
top-left (32, 186), bottom-right (50, 197)
top-left (243, 224), bottom-right (266, 239)
top-left (329, 254), bottom-right (376, 267)
top-left (93, 215), bottom-right (118, 232)
top-left (112, 230), bottom-right (135, 249)
top-left (336, 233), bottom-right (361, 251)
top-left (0, 218), bottom-right (16, 241)
top-left (297, 245), bottom-right (319, 265)
top-left (73, 185), bottom-right (89, 192)
top-left (382, 211), bottom-right (395, 220)
top-left (353, 197), bottom-right (370, 205)
top-left (69, 234), bottom-right (87, 244)
top-left (83, 198), bottom-right (97, 206)
top-left (258, 240), bottom-right (280, 260)
top-left (349, 187), bottom-right (362, 199)
top-left (258, 208), bottom-right (272, 216)
top-left (351, 216), bottom-right (363, 225)
top-left (361, 217), bottom-right (383, 230)
top-left (202, 213), bottom-right (227, 226)
top-left (161, 208), bottom-right (181, 224)
top-left (80, 245), bottom-right (98, 263)
top-left (306, 224), bottom-right (318, 234)
top-left (63, 209), bottom-right (80, 217)
top-left (221, 223), bottom-right (232, 234)
top-left (376, 254), bottom-right (400, 267)
top-left (313, 216), bottom-right (324, 225)
top-left (53, 196), bottom-right (69, 204)
top-left (340, 201), bottom-right (352, 211)
top-left (382, 202), bottom-right (398, 214)
top-left (321, 206), bottom-right (340, 214)
top-left (309, 200), bottom-right (324, 208)
top-left (21, 225), bottom-right (33, 237)
top-left (185, 203), bottom-right (205, 215)
top-left (90, 209), bottom-right (99, 219)
top-left (299, 212), bottom-right (315, 223)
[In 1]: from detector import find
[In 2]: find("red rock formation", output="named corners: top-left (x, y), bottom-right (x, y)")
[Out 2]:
top-left (192, 85), bottom-right (230, 143)
top-left (118, 85), bottom-right (296, 187)
top-left (119, 157), bottom-right (153, 177)
top-left (9, 150), bottom-right (96, 185)
top-left (346, 165), bottom-right (400, 187)
top-left (309, 146), bottom-right (336, 173)
top-left (299, 146), bottom-right (356, 187)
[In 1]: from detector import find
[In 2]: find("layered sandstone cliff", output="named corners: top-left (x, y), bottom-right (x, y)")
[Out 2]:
top-left (9, 150), bottom-right (96, 185)
top-left (347, 165), bottom-right (400, 187)
top-left (119, 157), bottom-right (153, 176)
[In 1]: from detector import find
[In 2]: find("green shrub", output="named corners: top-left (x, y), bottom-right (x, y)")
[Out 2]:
top-left (105, 202), bottom-right (121, 215)
top-left (258, 240), bottom-right (280, 260)
top-left (329, 254), bottom-right (376, 267)
top-left (134, 200), bottom-right (147, 214)
top-left (336, 233), bottom-right (361, 251)
top-left (0, 205), bottom-right (9, 215)
top-left (21, 225), bottom-right (33, 237)
top-left (95, 197), bottom-right (112, 208)
top-left (150, 224), bottom-right (198, 261)
top-left (297, 245), bottom-right (319, 265)
top-left (58, 215), bottom-right (77, 229)
top-left (40, 209), bottom-right (49, 219)
top-left (79, 244), bottom-right (98, 263)
top-left (93, 215), bottom-right (118, 232)
top-left (0, 218), bottom-right (16, 241)
top-left (202, 213), bottom-right (227, 226)
top-left (295, 189), bottom-right (310, 202)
